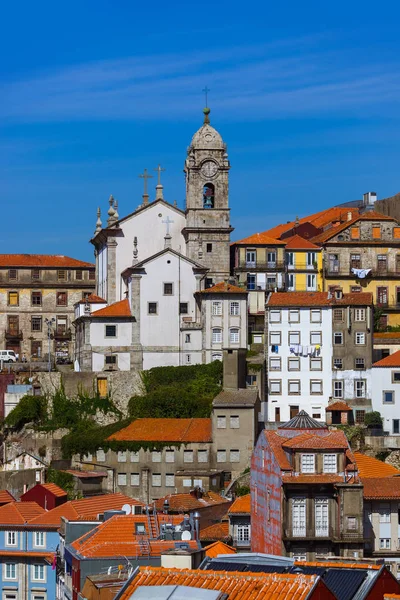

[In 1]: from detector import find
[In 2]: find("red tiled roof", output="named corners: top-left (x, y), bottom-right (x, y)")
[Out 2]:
top-left (204, 540), bottom-right (236, 558)
top-left (373, 350), bottom-right (400, 368)
top-left (232, 232), bottom-right (286, 245)
top-left (117, 568), bottom-right (327, 600)
top-left (268, 292), bottom-right (331, 307)
top-left (333, 292), bottom-right (373, 306)
top-left (265, 431), bottom-right (292, 471)
top-left (284, 235), bottom-right (320, 250)
top-left (282, 431), bottom-right (349, 450)
top-left (91, 298), bottom-right (132, 318)
top-left (363, 478), bottom-right (400, 499)
top-left (0, 254), bottom-right (94, 268)
top-left (63, 470), bottom-right (107, 479)
top-left (0, 502), bottom-right (45, 525)
top-left (78, 294), bottom-right (107, 304)
top-left (326, 401), bottom-right (352, 412)
top-left (108, 418), bottom-right (212, 443)
top-left (40, 483), bottom-right (68, 498)
top-left (311, 211), bottom-right (396, 243)
top-left (199, 282), bottom-right (246, 294)
top-left (154, 492), bottom-right (229, 512)
top-left (200, 521), bottom-right (230, 542)
top-left (295, 560), bottom-right (380, 571)
top-left (0, 490), bottom-right (15, 504)
top-left (353, 452), bottom-right (400, 478)
top-left (228, 494), bottom-right (250, 514)
top-left (282, 474), bottom-right (345, 484)
top-left (265, 206), bottom-right (361, 240)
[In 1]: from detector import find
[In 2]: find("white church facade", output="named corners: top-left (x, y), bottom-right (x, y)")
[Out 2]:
top-left (73, 108), bottom-right (248, 371)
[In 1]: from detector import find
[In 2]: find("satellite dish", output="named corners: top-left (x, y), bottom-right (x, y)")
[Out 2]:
top-left (122, 504), bottom-right (131, 515)
top-left (181, 531), bottom-right (191, 541)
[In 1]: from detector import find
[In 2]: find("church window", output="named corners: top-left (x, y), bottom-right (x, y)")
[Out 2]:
top-left (206, 243), bottom-right (213, 253)
top-left (148, 302), bottom-right (158, 315)
top-left (179, 302), bottom-right (188, 314)
top-left (105, 325), bottom-right (117, 337)
top-left (203, 183), bottom-right (215, 208)
top-left (212, 328), bottom-right (222, 344)
top-left (163, 282), bottom-right (173, 295)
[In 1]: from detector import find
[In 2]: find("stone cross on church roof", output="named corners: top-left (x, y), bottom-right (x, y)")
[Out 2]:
top-left (154, 164), bottom-right (165, 200)
top-left (138, 168), bottom-right (153, 206)
top-left (162, 215), bottom-right (174, 249)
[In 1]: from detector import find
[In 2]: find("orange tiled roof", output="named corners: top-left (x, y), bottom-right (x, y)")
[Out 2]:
top-left (326, 401), bottom-right (352, 412)
top-left (311, 211), bottom-right (396, 243)
top-left (0, 502), bottom-right (45, 525)
top-left (363, 478), bottom-right (400, 499)
top-left (108, 418), bottom-right (212, 443)
top-left (384, 595), bottom-right (400, 599)
top-left (78, 294), bottom-right (107, 304)
top-left (154, 491), bottom-right (229, 512)
top-left (294, 560), bottom-right (380, 571)
top-left (333, 292), bottom-right (373, 306)
top-left (199, 282), bottom-right (246, 294)
top-left (0, 490), bottom-right (15, 504)
top-left (232, 232), bottom-right (286, 246)
top-left (265, 206), bottom-right (361, 240)
top-left (265, 431), bottom-right (292, 471)
top-left (228, 494), bottom-right (250, 514)
top-left (117, 567), bottom-right (326, 600)
top-left (0, 551), bottom-right (53, 560)
top-left (199, 521), bottom-right (230, 541)
top-left (284, 235), bottom-right (320, 250)
top-left (0, 254), bottom-right (94, 268)
top-left (374, 332), bottom-right (400, 339)
top-left (204, 540), bottom-right (236, 558)
top-left (268, 292), bottom-right (331, 307)
top-left (91, 298), bottom-right (132, 318)
top-left (40, 483), bottom-right (68, 497)
top-left (282, 474), bottom-right (349, 485)
top-left (282, 431), bottom-right (349, 450)
top-left (353, 452), bottom-right (400, 478)
top-left (373, 350), bottom-right (400, 368)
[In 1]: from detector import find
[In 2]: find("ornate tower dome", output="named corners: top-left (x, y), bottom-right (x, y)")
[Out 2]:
top-left (190, 108), bottom-right (225, 150)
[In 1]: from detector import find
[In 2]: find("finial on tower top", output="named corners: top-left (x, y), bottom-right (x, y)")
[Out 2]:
top-left (202, 86), bottom-right (211, 124)
top-left (107, 195), bottom-right (117, 226)
top-left (95, 207), bottom-right (102, 234)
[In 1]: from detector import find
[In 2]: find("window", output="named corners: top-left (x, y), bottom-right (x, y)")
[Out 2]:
top-left (310, 357), bottom-right (322, 371)
top-left (34, 532), bottom-right (45, 548)
top-left (212, 352), bottom-right (222, 362)
top-left (289, 309), bottom-right (300, 323)
top-left (179, 302), bottom-right (188, 314)
top-left (247, 273), bottom-right (256, 290)
top-left (185, 334), bottom-right (191, 343)
top-left (315, 498), bottom-right (329, 536)
top-left (289, 331), bottom-right (300, 345)
top-left (247, 374), bottom-right (257, 387)
top-left (383, 391), bottom-right (394, 404)
top-left (307, 251), bottom-right (317, 267)
top-left (354, 308), bottom-right (366, 322)
top-left (165, 473), bottom-right (175, 487)
top-left (379, 504), bottom-right (390, 523)
top-left (237, 524), bottom-right (250, 543)
top-left (205, 277), bottom-right (214, 289)
top-left (6, 531), bottom-right (17, 546)
top-left (96, 449), bottom-right (105, 462)
top-left (286, 252), bottom-right (294, 267)
top-left (148, 302), bottom-right (157, 314)
top-left (8, 269), bottom-right (17, 280)
top-left (275, 407), bottom-right (281, 421)
top-left (323, 454), bottom-right (337, 473)
top-left (4, 563), bottom-right (16, 580)
top-left (310, 380), bottom-right (323, 395)
top-left (230, 415), bottom-right (240, 429)
top-left (31, 317), bottom-right (42, 332)
top-left (230, 449), bottom-right (240, 463)
top-left (269, 331), bottom-right (281, 346)
top-left (334, 332), bottom-right (343, 345)
top-left (333, 308), bottom-right (344, 322)
top-left (130, 451), bottom-right (139, 462)
top-left (105, 325), bottom-right (116, 337)
top-left (32, 564), bottom-right (45, 581)
top-left (269, 357), bottom-right (281, 371)
top-left (246, 249), bottom-right (256, 267)
top-left (312, 412), bottom-right (321, 419)
top-left (31, 341), bottom-right (42, 358)
top-left (31, 268), bottom-right (40, 280)
top-left (206, 243), bottom-right (212, 253)
top-left (393, 372), bottom-right (400, 383)
top-left (301, 454), bottom-right (315, 473)
top-left (89, 270), bottom-right (95, 280)
top-left (185, 354), bottom-right (191, 364)
top-left (267, 251), bottom-right (277, 266)
top-left (230, 328), bottom-right (239, 344)
top-left (355, 410), bottom-right (365, 424)
top-left (288, 380), bottom-right (300, 394)
top-left (355, 358), bottom-right (365, 369)
top-left (76, 269), bottom-right (83, 280)
top-left (152, 451), bottom-right (161, 463)
top-left (373, 226), bottom-right (381, 239)
top-left (306, 274), bottom-right (316, 290)
top-left (183, 478), bottom-right (192, 488)
top-left (310, 309), bottom-right (321, 323)
top-left (57, 269), bottom-right (67, 281)
top-left (334, 381), bottom-right (343, 398)
top-left (347, 517), bottom-right (357, 530)
top-left (117, 451), bottom-right (126, 463)
top-left (333, 358), bottom-right (343, 369)
top-left (217, 450), bottom-right (227, 462)
top-left (105, 355), bottom-right (117, 366)
top-left (355, 380), bottom-right (366, 398)
top-left (380, 538), bottom-right (391, 549)
top-left (310, 331), bottom-right (322, 345)
top-left (292, 498), bottom-right (306, 537)
top-left (165, 450), bottom-right (175, 463)
top-left (131, 473), bottom-right (140, 486)
top-left (351, 286), bottom-right (361, 293)
top-left (152, 473), bottom-right (161, 487)
top-left (269, 380), bottom-right (281, 394)
top-left (56, 291), bottom-right (67, 306)
top-left (212, 301), bottom-right (222, 316)
top-left (269, 309), bottom-right (281, 323)
top-left (377, 254), bottom-right (387, 272)
top-left (184, 450), bottom-right (194, 463)
top-left (230, 301), bottom-right (240, 316)
top-left (117, 473), bottom-right (127, 486)
top-left (393, 420), bottom-right (400, 434)
top-left (288, 357), bottom-right (300, 371)
top-left (163, 282), bottom-right (173, 295)
top-left (212, 328), bottom-right (222, 344)
top-left (287, 273), bottom-right (295, 290)
top-left (217, 415), bottom-right (226, 429)
top-left (350, 227), bottom-right (360, 240)
top-left (198, 449), bottom-right (208, 463)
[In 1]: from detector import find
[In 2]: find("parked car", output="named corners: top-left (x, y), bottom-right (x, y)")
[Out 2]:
top-left (0, 350), bottom-right (17, 363)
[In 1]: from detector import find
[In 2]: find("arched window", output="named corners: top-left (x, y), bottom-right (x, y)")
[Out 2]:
top-left (212, 328), bottom-right (222, 344)
top-left (203, 183), bottom-right (215, 208)
top-left (211, 352), bottom-right (222, 362)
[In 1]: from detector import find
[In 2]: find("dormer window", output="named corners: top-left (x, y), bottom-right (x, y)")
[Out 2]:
top-left (323, 454), bottom-right (337, 473)
top-left (301, 454), bottom-right (315, 473)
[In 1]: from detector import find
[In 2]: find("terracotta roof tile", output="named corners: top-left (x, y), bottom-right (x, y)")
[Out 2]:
top-left (232, 232), bottom-right (286, 245)
top-left (0, 551), bottom-right (53, 560)
top-left (199, 282), bottom-right (246, 294)
top-left (282, 431), bottom-right (349, 450)
top-left (108, 418), bottom-right (212, 443)
top-left (0, 502), bottom-right (45, 525)
top-left (374, 332), bottom-right (400, 339)
top-left (228, 494), bottom-right (250, 514)
top-left (363, 478), bottom-right (400, 499)
top-left (39, 483), bottom-right (68, 497)
top-left (373, 350), bottom-right (400, 367)
top-left (78, 294), bottom-right (107, 304)
top-left (311, 211), bottom-right (396, 243)
top-left (154, 492), bottom-right (229, 512)
top-left (63, 469), bottom-right (107, 479)
top-left (295, 560), bottom-right (380, 570)
top-left (268, 292), bottom-right (331, 307)
top-left (0, 490), bottom-right (15, 504)
top-left (0, 254), bottom-right (94, 268)
top-left (199, 521), bottom-right (230, 541)
top-left (333, 292), bottom-right (373, 306)
top-left (284, 235), bottom-right (320, 250)
top-left (91, 299), bottom-right (132, 318)
top-left (353, 452), bottom-right (400, 478)
top-left (204, 541), bottom-right (236, 558)
top-left (265, 431), bottom-right (292, 471)
top-left (282, 474), bottom-right (345, 484)
top-left (326, 401), bottom-right (352, 412)
top-left (265, 206), bottom-right (361, 239)
top-left (118, 567), bottom-right (326, 600)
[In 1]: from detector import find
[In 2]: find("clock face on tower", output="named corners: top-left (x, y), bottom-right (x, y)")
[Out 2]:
top-left (200, 160), bottom-right (218, 178)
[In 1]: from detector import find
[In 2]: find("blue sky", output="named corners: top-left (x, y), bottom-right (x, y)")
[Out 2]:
top-left (2, 1), bottom-right (400, 262)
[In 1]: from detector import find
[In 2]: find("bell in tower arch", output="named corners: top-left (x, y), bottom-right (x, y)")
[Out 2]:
top-left (203, 183), bottom-right (215, 209)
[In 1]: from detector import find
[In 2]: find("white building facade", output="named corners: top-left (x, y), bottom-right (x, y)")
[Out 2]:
top-left (371, 350), bottom-right (400, 435)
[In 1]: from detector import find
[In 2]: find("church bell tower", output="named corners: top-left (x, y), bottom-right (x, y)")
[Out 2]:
top-left (182, 107), bottom-right (233, 285)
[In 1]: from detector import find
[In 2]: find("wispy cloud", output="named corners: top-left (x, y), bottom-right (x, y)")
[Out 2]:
top-left (1, 35), bottom-right (400, 123)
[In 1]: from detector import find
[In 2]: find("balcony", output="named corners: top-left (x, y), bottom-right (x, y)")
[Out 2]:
top-left (284, 526), bottom-right (363, 542)
top-left (247, 283), bottom-right (286, 292)
top-left (325, 266), bottom-right (400, 278)
top-left (233, 537), bottom-right (251, 547)
top-left (5, 329), bottom-right (23, 340)
top-left (53, 328), bottom-right (72, 341)
top-left (180, 318), bottom-right (202, 330)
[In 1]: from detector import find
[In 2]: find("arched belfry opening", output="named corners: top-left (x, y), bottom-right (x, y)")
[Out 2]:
top-left (203, 183), bottom-right (215, 208)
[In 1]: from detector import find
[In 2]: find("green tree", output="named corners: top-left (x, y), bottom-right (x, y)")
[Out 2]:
top-left (364, 411), bottom-right (383, 429)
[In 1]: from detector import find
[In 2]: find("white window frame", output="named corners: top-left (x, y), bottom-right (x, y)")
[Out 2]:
top-left (212, 328), bottom-right (222, 344)
top-left (301, 454), bottom-right (315, 473)
top-left (333, 381), bottom-right (343, 398)
top-left (5, 531), bottom-right (17, 547)
top-left (33, 531), bottom-right (45, 548)
top-left (4, 563), bottom-right (17, 580)
top-left (212, 301), bottom-right (222, 316)
top-left (333, 358), bottom-right (343, 370)
top-left (31, 564), bottom-right (45, 582)
top-left (355, 380), bottom-right (366, 398)
top-left (236, 524), bottom-right (250, 542)
top-left (323, 454), bottom-right (337, 473)
top-left (217, 415), bottom-right (226, 429)
top-left (333, 332), bottom-right (343, 345)
top-left (355, 332), bottom-right (366, 345)
top-left (230, 328), bottom-right (240, 344)
top-left (292, 497), bottom-right (306, 537)
top-left (229, 301), bottom-right (240, 316)
top-left (354, 308), bottom-right (366, 322)
top-left (315, 497), bottom-right (329, 537)
top-left (306, 274), bottom-right (317, 291)
top-left (380, 538), bottom-right (391, 549)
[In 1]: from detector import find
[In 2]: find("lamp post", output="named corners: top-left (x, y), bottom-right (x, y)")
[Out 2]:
top-left (44, 318), bottom-right (55, 373)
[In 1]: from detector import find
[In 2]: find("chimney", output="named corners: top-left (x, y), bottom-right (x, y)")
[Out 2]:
top-left (223, 348), bottom-right (247, 390)
top-left (363, 191), bottom-right (377, 208)
top-left (347, 211), bottom-right (352, 221)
